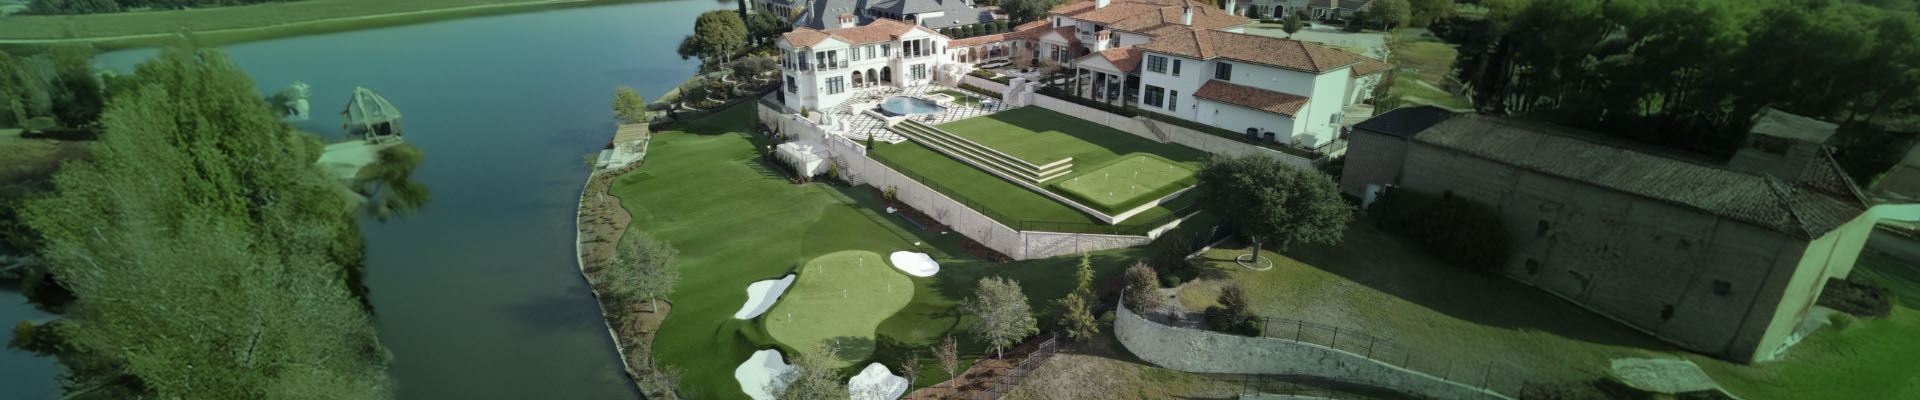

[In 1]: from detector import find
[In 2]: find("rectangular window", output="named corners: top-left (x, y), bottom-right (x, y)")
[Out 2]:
top-left (826, 76), bottom-right (845, 94)
top-left (912, 64), bottom-right (927, 80)
top-left (1144, 85), bottom-right (1165, 107)
top-left (867, 46), bottom-right (875, 59)
top-left (1172, 59), bottom-right (1181, 76)
top-left (786, 76), bottom-right (797, 93)
top-left (851, 47), bottom-right (861, 62)
top-left (881, 44), bottom-right (890, 57)
top-left (1215, 63), bottom-right (1232, 80)
top-left (1146, 56), bottom-right (1167, 73)
top-left (1169, 90), bottom-right (1177, 110)
top-left (815, 51), bottom-right (828, 70)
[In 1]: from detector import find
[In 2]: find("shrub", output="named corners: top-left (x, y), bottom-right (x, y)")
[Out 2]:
top-left (1203, 306), bottom-right (1262, 336)
top-left (1158, 272), bottom-right (1182, 288)
top-left (1218, 284), bottom-right (1249, 316)
top-left (826, 162), bottom-right (841, 184)
top-left (882, 185), bottom-right (898, 203)
top-left (1373, 190), bottom-right (1512, 272)
top-left (968, 69), bottom-right (996, 79)
top-left (1123, 262), bottom-right (1159, 311)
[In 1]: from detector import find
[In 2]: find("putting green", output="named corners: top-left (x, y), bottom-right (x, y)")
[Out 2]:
top-left (1053, 154), bottom-right (1197, 213)
top-left (762, 250), bottom-right (916, 367)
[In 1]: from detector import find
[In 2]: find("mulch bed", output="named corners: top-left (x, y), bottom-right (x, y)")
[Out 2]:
top-left (904, 334), bottom-right (1057, 400)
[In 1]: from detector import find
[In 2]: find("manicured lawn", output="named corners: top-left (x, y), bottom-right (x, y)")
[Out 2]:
top-left (869, 138), bottom-right (1196, 230)
top-left (1389, 29), bottom-right (1458, 86)
top-left (1176, 219), bottom-right (1920, 399)
top-left (618, 103), bottom-right (1201, 398)
top-left (762, 250), bottom-right (916, 368)
top-left (1052, 154), bottom-right (1196, 214)
top-left (933, 107), bottom-right (1207, 168)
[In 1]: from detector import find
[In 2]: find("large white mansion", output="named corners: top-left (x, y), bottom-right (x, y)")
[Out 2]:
top-left (774, 0), bottom-right (1388, 149)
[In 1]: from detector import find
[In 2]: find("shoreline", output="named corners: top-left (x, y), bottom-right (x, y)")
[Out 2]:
top-left (0, 0), bottom-right (656, 51)
top-left (573, 168), bottom-right (645, 395)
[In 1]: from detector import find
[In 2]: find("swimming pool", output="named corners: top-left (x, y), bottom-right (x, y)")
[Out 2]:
top-left (877, 96), bottom-right (945, 116)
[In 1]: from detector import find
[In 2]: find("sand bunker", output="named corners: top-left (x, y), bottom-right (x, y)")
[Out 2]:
top-left (734, 274), bottom-right (796, 319)
top-left (735, 349), bottom-right (795, 400)
top-left (888, 251), bottom-right (940, 277)
top-left (847, 362), bottom-right (909, 400)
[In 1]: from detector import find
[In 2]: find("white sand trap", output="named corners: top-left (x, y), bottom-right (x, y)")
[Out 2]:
top-left (734, 274), bottom-right (796, 319)
top-left (888, 251), bottom-right (940, 277)
top-left (735, 349), bottom-right (795, 400)
top-left (847, 362), bottom-right (909, 400)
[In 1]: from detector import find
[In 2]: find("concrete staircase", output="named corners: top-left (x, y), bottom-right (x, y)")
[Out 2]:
top-left (889, 120), bottom-right (1072, 184)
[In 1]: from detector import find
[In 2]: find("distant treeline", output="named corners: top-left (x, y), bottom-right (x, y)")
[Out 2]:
top-left (26, 0), bottom-right (308, 15)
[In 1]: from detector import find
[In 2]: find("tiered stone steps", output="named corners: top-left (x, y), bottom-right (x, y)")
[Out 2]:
top-left (889, 120), bottom-right (1072, 185)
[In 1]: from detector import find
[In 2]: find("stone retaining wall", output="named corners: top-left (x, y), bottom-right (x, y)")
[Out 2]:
top-left (1115, 298), bottom-right (1512, 400)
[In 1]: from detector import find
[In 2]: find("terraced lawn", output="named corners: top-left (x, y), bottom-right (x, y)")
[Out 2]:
top-left (934, 107), bottom-right (1207, 168)
top-left (1052, 154), bottom-right (1197, 214)
top-left (617, 103), bottom-right (1202, 398)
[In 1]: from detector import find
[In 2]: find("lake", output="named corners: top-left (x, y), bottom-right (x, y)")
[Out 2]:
top-left (1, 1), bottom-right (728, 398)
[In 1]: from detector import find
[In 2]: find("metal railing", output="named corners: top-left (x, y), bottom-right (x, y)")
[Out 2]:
top-left (1188, 308), bottom-right (1535, 398)
top-left (971, 333), bottom-right (1059, 400)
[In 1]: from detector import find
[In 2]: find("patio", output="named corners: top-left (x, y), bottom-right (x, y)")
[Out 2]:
top-left (823, 84), bottom-right (1016, 143)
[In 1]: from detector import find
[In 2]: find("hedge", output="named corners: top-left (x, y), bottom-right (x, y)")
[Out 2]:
top-left (957, 83), bottom-right (1001, 99)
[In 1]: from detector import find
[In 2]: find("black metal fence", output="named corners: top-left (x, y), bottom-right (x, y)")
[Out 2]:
top-left (971, 333), bottom-right (1060, 400)
top-left (867, 150), bottom-right (1197, 236)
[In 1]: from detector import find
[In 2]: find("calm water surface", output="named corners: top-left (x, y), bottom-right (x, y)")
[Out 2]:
top-left (2, 1), bottom-right (725, 398)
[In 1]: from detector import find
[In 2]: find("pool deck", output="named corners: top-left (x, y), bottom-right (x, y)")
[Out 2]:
top-left (825, 85), bottom-right (1014, 142)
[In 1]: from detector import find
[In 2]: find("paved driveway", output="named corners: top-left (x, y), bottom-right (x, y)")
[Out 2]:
top-left (1242, 23), bottom-right (1389, 60)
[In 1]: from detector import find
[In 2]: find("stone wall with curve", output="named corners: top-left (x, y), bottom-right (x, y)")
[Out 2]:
top-left (1115, 298), bottom-right (1512, 400)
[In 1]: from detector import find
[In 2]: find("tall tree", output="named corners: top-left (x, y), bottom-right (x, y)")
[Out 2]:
top-left (1408, 0), bottom-right (1453, 27)
top-left (768, 345), bottom-right (849, 399)
top-left (47, 44), bottom-right (104, 129)
top-left (1001, 0), bottom-right (1063, 23)
top-left (1195, 155), bottom-right (1352, 265)
top-left (746, 10), bottom-right (792, 46)
top-left (1371, 0), bottom-right (1412, 29)
top-left (353, 144), bottom-right (432, 222)
top-left (899, 352), bottom-right (922, 389)
top-left (935, 335), bottom-right (960, 389)
top-left (1281, 14), bottom-right (1303, 36)
top-left (609, 231), bottom-right (681, 313)
top-left (1122, 262), bottom-right (1158, 311)
top-left (22, 45), bottom-right (392, 398)
top-left (964, 276), bottom-right (1038, 359)
top-left (679, 10), bottom-right (750, 68)
top-left (612, 85), bottom-right (650, 125)
top-left (1054, 253), bottom-right (1098, 341)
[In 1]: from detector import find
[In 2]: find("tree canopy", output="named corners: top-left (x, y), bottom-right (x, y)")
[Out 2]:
top-left (613, 85), bottom-right (649, 125)
top-left (1451, 0), bottom-right (1920, 155)
top-left (1001, 0), bottom-right (1064, 23)
top-left (964, 276), bottom-right (1038, 358)
top-left (20, 45), bottom-right (392, 398)
top-left (679, 10), bottom-right (750, 68)
top-left (610, 231), bottom-right (680, 313)
top-left (1195, 155), bottom-right (1352, 263)
top-left (768, 345), bottom-right (849, 399)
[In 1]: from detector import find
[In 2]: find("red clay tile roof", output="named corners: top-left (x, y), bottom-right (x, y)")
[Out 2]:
top-left (780, 18), bottom-right (948, 47)
top-left (1138, 29), bottom-right (1373, 73)
top-left (1050, 0), bottom-right (1249, 33)
top-left (1194, 80), bottom-right (1310, 117)
top-left (1096, 47), bottom-right (1143, 71)
top-left (1350, 58), bottom-right (1391, 76)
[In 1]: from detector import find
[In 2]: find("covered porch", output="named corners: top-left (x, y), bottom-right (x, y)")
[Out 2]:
top-left (1069, 48), bottom-right (1142, 107)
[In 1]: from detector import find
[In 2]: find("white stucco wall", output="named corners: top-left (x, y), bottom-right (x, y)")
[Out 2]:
top-left (1296, 66), bottom-right (1351, 147)
top-left (1137, 52), bottom-right (1205, 120)
top-left (1197, 100), bottom-right (1297, 144)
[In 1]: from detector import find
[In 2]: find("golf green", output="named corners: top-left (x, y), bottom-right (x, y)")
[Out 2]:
top-left (1053, 154), bottom-right (1197, 213)
top-left (763, 250), bottom-right (916, 367)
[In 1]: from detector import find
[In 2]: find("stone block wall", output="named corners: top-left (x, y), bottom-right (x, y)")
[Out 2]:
top-left (1114, 299), bottom-right (1511, 400)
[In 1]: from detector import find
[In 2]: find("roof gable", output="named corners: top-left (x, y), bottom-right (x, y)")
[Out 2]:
top-left (1138, 30), bottom-right (1373, 73)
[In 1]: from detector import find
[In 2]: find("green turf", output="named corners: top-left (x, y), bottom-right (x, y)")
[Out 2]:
top-left (868, 139), bottom-right (1196, 231)
top-left (618, 103), bottom-right (1212, 398)
top-left (763, 250), bottom-right (917, 368)
top-left (1052, 154), bottom-right (1197, 214)
top-left (933, 106), bottom-right (1209, 167)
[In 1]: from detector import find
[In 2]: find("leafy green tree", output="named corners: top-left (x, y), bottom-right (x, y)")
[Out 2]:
top-left (1054, 252), bottom-right (1098, 341)
top-left (353, 143), bottom-right (432, 222)
top-left (22, 45), bottom-right (392, 398)
top-left (1001, 0), bottom-right (1063, 23)
top-left (1195, 155), bottom-right (1352, 265)
top-left (1123, 262), bottom-right (1157, 311)
top-left (964, 276), bottom-right (1037, 358)
top-left (679, 10), bottom-right (750, 68)
top-left (47, 44), bottom-right (105, 129)
top-left (610, 231), bottom-right (681, 313)
top-left (769, 344), bottom-right (850, 399)
top-left (1370, 0), bottom-right (1411, 29)
top-left (1282, 14), bottom-right (1303, 35)
top-left (1409, 0), bottom-right (1453, 26)
top-left (613, 85), bottom-right (650, 125)
top-left (746, 9), bottom-right (791, 46)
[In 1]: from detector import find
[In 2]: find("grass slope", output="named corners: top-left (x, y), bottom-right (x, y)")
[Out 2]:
top-left (763, 250), bottom-right (916, 368)
top-left (619, 104), bottom-right (1199, 398)
top-left (869, 138), bottom-right (1195, 229)
top-left (933, 107), bottom-right (1207, 168)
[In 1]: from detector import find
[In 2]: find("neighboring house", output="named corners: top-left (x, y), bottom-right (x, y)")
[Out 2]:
top-left (1233, 0), bottom-right (1308, 19)
top-left (774, 18), bottom-right (953, 112)
top-left (769, 0), bottom-right (999, 30)
top-left (1306, 0), bottom-right (1371, 20)
top-left (1342, 108), bottom-right (1879, 363)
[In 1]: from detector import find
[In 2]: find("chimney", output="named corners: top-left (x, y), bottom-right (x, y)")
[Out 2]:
top-left (1096, 0), bottom-right (1110, 9)
top-left (1181, 6), bottom-right (1193, 25)
top-left (838, 13), bottom-right (857, 29)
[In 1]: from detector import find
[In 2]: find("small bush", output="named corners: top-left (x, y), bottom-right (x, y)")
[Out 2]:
top-left (1203, 306), bottom-right (1263, 336)
top-left (882, 185), bottom-right (898, 203)
top-left (1159, 272), bottom-right (1182, 288)
top-left (1123, 262), bottom-right (1159, 311)
top-left (968, 69), bottom-right (996, 79)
